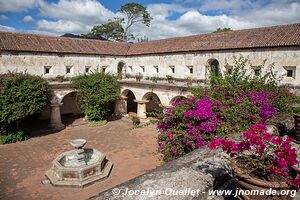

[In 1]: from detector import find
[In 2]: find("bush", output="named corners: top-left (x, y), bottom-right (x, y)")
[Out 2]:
top-left (157, 56), bottom-right (297, 162)
top-left (0, 131), bottom-right (29, 144)
top-left (0, 72), bottom-right (51, 143)
top-left (71, 72), bottom-right (120, 121)
top-left (0, 72), bottom-right (51, 124)
top-left (132, 116), bottom-right (141, 126)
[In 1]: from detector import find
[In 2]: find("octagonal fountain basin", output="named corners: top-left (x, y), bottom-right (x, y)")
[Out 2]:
top-left (45, 139), bottom-right (113, 187)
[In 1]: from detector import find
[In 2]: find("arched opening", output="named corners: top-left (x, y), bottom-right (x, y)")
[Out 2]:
top-left (60, 91), bottom-right (83, 125)
top-left (117, 61), bottom-right (125, 80)
top-left (170, 96), bottom-right (188, 105)
top-left (207, 58), bottom-right (220, 76)
top-left (121, 89), bottom-right (137, 114)
top-left (142, 92), bottom-right (163, 117)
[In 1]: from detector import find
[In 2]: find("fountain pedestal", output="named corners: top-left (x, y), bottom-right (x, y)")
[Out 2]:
top-left (45, 139), bottom-right (113, 187)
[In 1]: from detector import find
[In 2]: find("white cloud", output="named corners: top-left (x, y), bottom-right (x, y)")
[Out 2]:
top-left (35, 0), bottom-right (114, 35)
top-left (0, 14), bottom-right (7, 20)
top-left (39, 0), bottom-right (113, 25)
top-left (0, 0), bottom-right (38, 12)
top-left (1, 0), bottom-right (300, 40)
top-left (130, 1), bottom-right (300, 40)
top-left (23, 15), bottom-right (34, 22)
top-left (36, 19), bottom-right (90, 34)
top-left (0, 24), bottom-right (15, 32)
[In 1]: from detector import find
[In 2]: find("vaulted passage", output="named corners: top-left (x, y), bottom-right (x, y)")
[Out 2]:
top-left (126, 90), bottom-right (137, 113)
top-left (207, 58), bottom-right (220, 76)
top-left (60, 92), bottom-right (82, 125)
top-left (142, 92), bottom-right (163, 117)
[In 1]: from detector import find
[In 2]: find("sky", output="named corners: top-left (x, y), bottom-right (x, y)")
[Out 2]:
top-left (0, 0), bottom-right (300, 40)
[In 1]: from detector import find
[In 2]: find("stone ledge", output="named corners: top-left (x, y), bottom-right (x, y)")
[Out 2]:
top-left (88, 147), bottom-right (234, 200)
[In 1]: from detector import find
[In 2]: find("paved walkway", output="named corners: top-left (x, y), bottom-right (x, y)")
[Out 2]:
top-left (0, 117), bottom-right (161, 200)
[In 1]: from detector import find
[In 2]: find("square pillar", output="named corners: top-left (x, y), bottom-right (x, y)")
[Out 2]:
top-left (134, 100), bottom-right (149, 119)
top-left (114, 95), bottom-right (128, 116)
top-left (49, 103), bottom-right (65, 130)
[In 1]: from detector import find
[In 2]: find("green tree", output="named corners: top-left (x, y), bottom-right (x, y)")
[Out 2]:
top-left (71, 72), bottom-right (120, 121)
top-left (0, 72), bottom-right (51, 143)
top-left (213, 27), bottom-right (232, 33)
top-left (84, 2), bottom-right (152, 42)
top-left (119, 2), bottom-right (152, 41)
top-left (0, 72), bottom-right (51, 125)
top-left (82, 18), bottom-right (124, 41)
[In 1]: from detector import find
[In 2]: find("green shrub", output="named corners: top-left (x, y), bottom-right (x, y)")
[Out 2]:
top-left (0, 72), bottom-right (51, 124)
top-left (132, 116), bottom-right (141, 126)
top-left (0, 72), bottom-right (51, 143)
top-left (157, 56), bottom-right (298, 161)
top-left (71, 72), bottom-right (120, 121)
top-left (0, 131), bottom-right (29, 144)
top-left (292, 107), bottom-right (300, 114)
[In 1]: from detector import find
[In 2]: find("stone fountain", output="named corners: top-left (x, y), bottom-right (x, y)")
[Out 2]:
top-left (45, 139), bottom-right (113, 187)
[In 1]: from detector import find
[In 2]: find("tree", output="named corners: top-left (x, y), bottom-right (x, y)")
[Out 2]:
top-left (213, 27), bottom-right (232, 33)
top-left (119, 2), bottom-right (152, 41)
top-left (84, 3), bottom-right (152, 42)
top-left (82, 18), bottom-right (124, 41)
top-left (71, 72), bottom-right (120, 121)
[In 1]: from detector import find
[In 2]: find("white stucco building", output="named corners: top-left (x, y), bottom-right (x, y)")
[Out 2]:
top-left (0, 23), bottom-right (300, 128)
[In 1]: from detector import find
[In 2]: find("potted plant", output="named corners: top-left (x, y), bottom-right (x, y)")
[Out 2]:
top-left (209, 124), bottom-right (300, 199)
top-left (56, 75), bottom-right (64, 83)
top-left (166, 75), bottom-right (174, 84)
top-left (151, 75), bottom-right (159, 83)
top-left (292, 106), bottom-right (300, 143)
top-left (185, 76), bottom-right (193, 86)
top-left (135, 73), bottom-right (143, 82)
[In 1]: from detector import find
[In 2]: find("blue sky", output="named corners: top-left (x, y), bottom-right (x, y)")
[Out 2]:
top-left (0, 0), bottom-right (299, 40)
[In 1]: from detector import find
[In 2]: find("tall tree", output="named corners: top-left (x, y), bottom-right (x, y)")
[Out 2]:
top-left (119, 2), bottom-right (152, 41)
top-left (82, 18), bottom-right (124, 41)
top-left (84, 3), bottom-right (152, 42)
top-left (213, 27), bottom-right (233, 33)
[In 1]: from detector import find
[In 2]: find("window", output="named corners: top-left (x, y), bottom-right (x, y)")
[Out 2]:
top-left (85, 66), bottom-right (90, 73)
top-left (102, 66), bottom-right (107, 73)
top-left (252, 66), bottom-right (261, 76)
top-left (284, 66), bottom-right (296, 79)
top-left (140, 66), bottom-right (145, 73)
top-left (187, 66), bottom-right (193, 74)
top-left (287, 70), bottom-right (293, 77)
top-left (225, 65), bottom-right (233, 75)
top-left (44, 66), bottom-right (51, 75)
top-left (254, 69), bottom-right (261, 76)
top-left (154, 66), bottom-right (159, 73)
top-left (66, 66), bottom-right (72, 74)
top-left (170, 66), bottom-right (175, 73)
top-left (227, 68), bottom-right (232, 74)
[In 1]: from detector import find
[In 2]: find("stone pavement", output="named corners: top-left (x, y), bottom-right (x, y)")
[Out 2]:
top-left (0, 117), bottom-right (161, 200)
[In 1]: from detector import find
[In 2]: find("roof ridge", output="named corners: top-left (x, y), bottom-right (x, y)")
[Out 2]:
top-left (129, 22), bottom-right (300, 45)
top-left (0, 22), bottom-right (299, 55)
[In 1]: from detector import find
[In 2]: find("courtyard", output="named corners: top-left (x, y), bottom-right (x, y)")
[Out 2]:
top-left (0, 117), bottom-right (160, 200)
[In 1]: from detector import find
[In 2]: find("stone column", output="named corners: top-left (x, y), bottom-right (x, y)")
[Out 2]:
top-left (114, 95), bottom-right (128, 116)
top-left (49, 103), bottom-right (65, 129)
top-left (134, 100), bottom-right (149, 119)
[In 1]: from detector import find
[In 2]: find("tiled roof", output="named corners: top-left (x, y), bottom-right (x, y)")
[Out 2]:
top-left (0, 32), bottom-right (129, 55)
top-left (0, 23), bottom-right (299, 56)
top-left (127, 23), bottom-right (300, 55)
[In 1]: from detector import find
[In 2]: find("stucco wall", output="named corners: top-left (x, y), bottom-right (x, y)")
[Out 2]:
top-left (1, 47), bottom-right (299, 86)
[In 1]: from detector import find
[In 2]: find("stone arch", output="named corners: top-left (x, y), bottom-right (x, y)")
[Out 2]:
top-left (121, 89), bottom-right (137, 113)
top-left (207, 58), bottom-right (220, 76)
top-left (169, 95), bottom-right (188, 105)
top-left (60, 91), bottom-right (81, 116)
top-left (117, 61), bottom-right (126, 80)
top-left (142, 92), bottom-right (163, 116)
